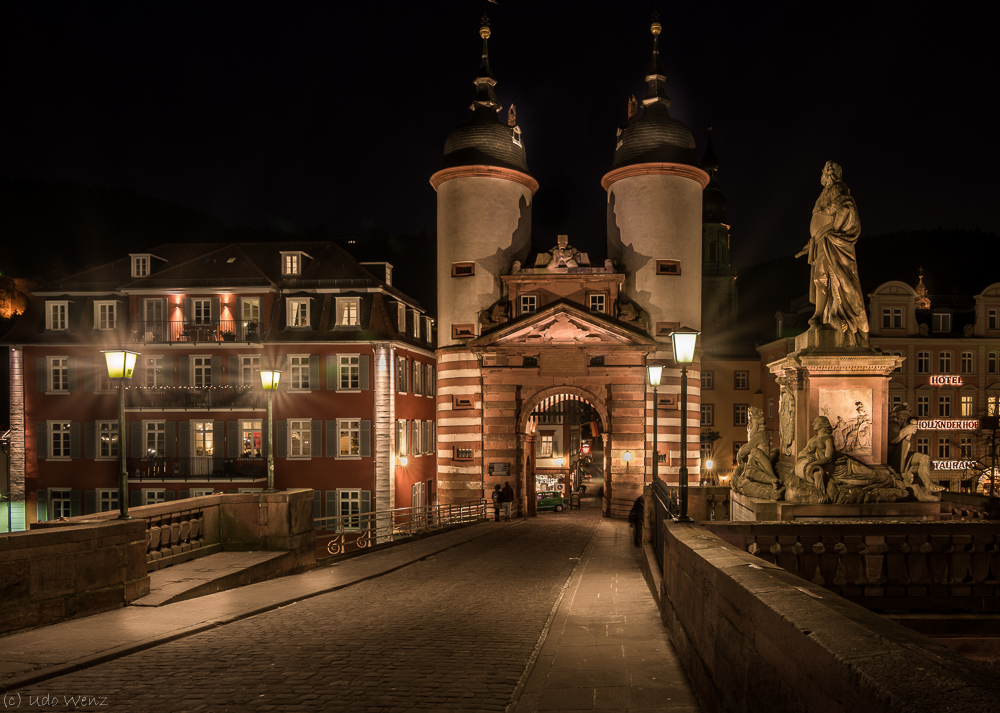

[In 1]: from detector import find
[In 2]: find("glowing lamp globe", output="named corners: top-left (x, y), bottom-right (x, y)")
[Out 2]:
top-left (259, 370), bottom-right (282, 390)
top-left (103, 349), bottom-right (140, 380)
top-left (647, 364), bottom-right (663, 387)
top-left (669, 327), bottom-right (700, 364)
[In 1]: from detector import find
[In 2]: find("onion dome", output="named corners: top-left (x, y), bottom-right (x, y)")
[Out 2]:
top-left (611, 19), bottom-right (697, 170)
top-left (441, 18), bottom-right (530, 175)
top-left (914, 268), bottom-right (931, 309)
top-left (701, 128), bottom-right (727, 223)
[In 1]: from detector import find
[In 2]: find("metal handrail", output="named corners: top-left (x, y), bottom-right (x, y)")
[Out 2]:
top-left (315, 499), bottom-right (488, 556)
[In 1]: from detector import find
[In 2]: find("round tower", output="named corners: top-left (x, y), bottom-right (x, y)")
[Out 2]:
top-left (601, 19), bottom-right (708, 340)
top-left (431, 18), bottom-right (537, 347)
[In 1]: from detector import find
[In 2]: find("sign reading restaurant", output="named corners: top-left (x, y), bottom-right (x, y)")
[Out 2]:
top-left (933, 460), bottom-right (978, 471)
top-left (916, 419), bottom-right (979, 430)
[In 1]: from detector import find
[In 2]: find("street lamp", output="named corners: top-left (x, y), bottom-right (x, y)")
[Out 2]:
top-left (647, 364), bottom-right (662, 484)
top-left (259, 369), bottom-right (282, 492)
top-left (622, 450), bottom-right (632, 473)
top-left (103, 349), bottom-right (140, 520)
top-left (670, 327), bottom-right (699, 522)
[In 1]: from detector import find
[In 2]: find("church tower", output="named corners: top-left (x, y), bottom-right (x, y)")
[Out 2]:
top-left (701, 129), bottom-right (738, 336)
top-left (430, 16), bottom-right (537, 347)
top-left (601, 19), bottom-right (709, 341)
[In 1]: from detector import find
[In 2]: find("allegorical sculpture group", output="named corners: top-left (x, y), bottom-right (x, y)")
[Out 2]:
top-left (731, 162), bottom-right (942, 505)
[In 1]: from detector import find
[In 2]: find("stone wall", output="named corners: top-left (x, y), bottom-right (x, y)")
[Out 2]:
top-left (660, 522), bottom-right (1000, 713)
top-left (0, 519), bottom-right (149, 635)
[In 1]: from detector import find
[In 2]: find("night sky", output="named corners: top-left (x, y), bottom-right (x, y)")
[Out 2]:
top-left (3, 2), bottom-right (996, 272)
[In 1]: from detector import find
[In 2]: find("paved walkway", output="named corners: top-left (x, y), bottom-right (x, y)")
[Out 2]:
top-left (1, 508), bottom-right (698, 712)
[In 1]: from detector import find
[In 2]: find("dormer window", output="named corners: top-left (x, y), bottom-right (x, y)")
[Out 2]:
top-left (411, 309), bottom-right (420, 339)
top-left (513, 126), bottom-right (522, 147)
top-left (282, 252), bottom-right (303, 276)
top-left (336, 297), bottom-right (359, 327)
top-left (94, 301), bottom-right (118, 330)
top-left (397, 303), bottom-right (406, 333)
top-left (932, 313), bottom-right (952, 333)
top-left (46, 301), bottom-right (68, 331)
top-left (131, 254), bottom-right (150, 278)
top-left (287, 298), bottom-right (310, 327)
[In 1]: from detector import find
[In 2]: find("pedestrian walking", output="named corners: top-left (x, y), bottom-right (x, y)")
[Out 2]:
top-left (501, 481), bottom-right (514, 521)
top-left (628, 496), bottom-right (644, 547)
top-left (491, 484), bottom-right (502, 521)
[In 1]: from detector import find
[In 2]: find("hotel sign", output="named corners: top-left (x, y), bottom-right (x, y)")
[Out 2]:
top-left (916, 419), bottom-right (979, 430)
top-left (933, 460), bottom-right (978, 471)
top-left (929, 375), bottom-right (963, 386)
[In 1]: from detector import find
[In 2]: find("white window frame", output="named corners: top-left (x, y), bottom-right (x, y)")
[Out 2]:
top-left (241, 297), bottom-right (260, 323)
top-left (192, 299), bottom-right (212, 325)
top-left (190, 488), bottom-right (216, 498)
top-left (939, 351), bottom-right (952, 374)
top-left (424, 316), bottom-right (432, 340)
top-left (932, 313), bottom-right (951, 333)
top-left (916, 395), bottom-right (930, 417)
top-left (916, 437), bottom-right (929, 455)
top-left (938, 441), bottom-right (951, 459)
top-left (938, 395), bottom-right (952, 418)
top-left (411, 309), bottom-right (420, 339)
top-left (338, 489), bottom-right (364, 531)
top-left (192, 421), bottom-right (215, 457)
top-left (413, 361), bottom-right (423, 396)
top-left (144, 298), bottom-right (163, 323)
top-left (287, 298), bottom-right (310, 327)
top-left (539, 434), bottom-right (554, 458)
top-left (47, 356), bottom-right (69, 393)
top-left (336, 297), bottom-right (360, 327)
top-left (241, 355), bottom-right (261, 386)
top-left (50, 489), bottom-right (72, 518)
top-left (339, 355), bottom-right (360, 391)
top-left (192, 355), bottom-right (212, 387)
top-left (48, 421), bottom-right (72, 460)
top-left (396, 356), bottom-right (408, 393)
top-left (397, 420), bottom-right (409, 457)
top-left (961, 351), bottom-right (974, 374)
top-left (917, 351), bottom-right (930, 373)
top-left (46, 301), bottom-right (68, 331)
top-left (96, 420), bottom-right (119, 460)
top-left (288, 419), bottom-right (312, 459)
top-left (702, 371), bottom-right (714, 390)
top-left (289, 355), bottom-right (311, 391)
top-left (144, 356), bottom-right (165, 388)
top-left (701, 404), bottom-right (714, 426)
top-left (520, 294), bottom-right (537, 315)
top-left (142, 489), bottom-right (167, 506)
top-left (734, 371), bottom-right (749, 390)
top-left (97, 488), bottom-right (119, 513)
top-left (337, 418), bottom-right (361, 458)
top-left (281, 252), bottom-right (302, 276)
top-left (95, 301), bottom-right (118, 331)
top-left (961, 394), bottom-right (975, 417)
top-left (240, 420), bottom-right (262, 458)
top-left (144, 420), bottom-right (166, 458)
top-left (589, 293), bottom-right (606, 313)
top-left (131, 254), bottom-right (150, 278)
top-left (397, 304), bottom-right (406, 333)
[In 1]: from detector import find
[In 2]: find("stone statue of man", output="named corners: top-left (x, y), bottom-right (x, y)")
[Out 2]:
top-left (795, 162), bottom-right (869, 347)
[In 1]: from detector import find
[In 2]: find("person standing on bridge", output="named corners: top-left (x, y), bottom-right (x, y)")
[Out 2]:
top-left (628, 496), bottom-right (644, 547)
top-left (491, 485), bottom-right (502, 522)
top-left (501, 481), bottom-right (515, 521)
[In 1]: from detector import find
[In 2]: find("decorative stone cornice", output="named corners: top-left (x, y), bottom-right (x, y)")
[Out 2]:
top-left (430, 165), bottom-right (539, 194)
top-left (769, 352), bottom-right (904, 378)
top-left (601, 162), bottom-right (710, 191)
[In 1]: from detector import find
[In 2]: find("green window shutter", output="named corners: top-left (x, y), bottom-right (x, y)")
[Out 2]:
top-left (326, 356), bottom-right (337, 390)
top-left (131, 422), bottom-right (142, 459)
top-left (360, 490), bottom-right (371, 515)
top-left (326, 490), bottom-right (339, 532)
top-left (36, 422), bottom-right (47, 459)
top-left (37, 490), bottom-right (48, 522)
top-left (309, 355), bottom-right (320, 391)
top-left (162, 356), bottom-right (173, 386)
top-left (326, 421), bottom-right (336, 457)
top-left (131, 490), bottom-right (142, 507)
top-left (211, 298), bottom-right (221, 324)
top-left (70, 490), bottom-right (81, 517)
top-left (361, 420), bottom-right (372, 457)
top-left (165, 421), bottom-right (176, 458)
top-left (228, 421), bottom-right (239, 457)
top-left (37, 358), bottom-right (47, 391)
top-left (360, 355), bottom-right (370, 391)
top-left (313, 490), bottom-right (322, 525)
top-left (228, 357), bottom-right (239, 385)
top-left (69, 422), bottom-right (81, 459)
top-left (180, 490), bottom-right (190, 500)
top-left (165, 490), bottom-right (176, 501)
top-left (84, 490), bottom-right (97, 515)
top-left (311, 420), bottom-right (322, 458)
top-left (178, 422), bottom-right (191, 459)
top-left (211, 356), bottom-right (222, 385)
top-left (67, 358), bottom-right (78, 392)
top-left (179, 357), bottom-right (189, 386)
top-left (84, 357), bottom-right (96, 392)
top-left (275, 421), bottom-right (286, 457)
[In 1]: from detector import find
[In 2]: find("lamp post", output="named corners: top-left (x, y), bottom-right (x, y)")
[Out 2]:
top-left (259, 369), bottom-right (282, 492)
top-left (647, 364), bottom-right (662, 484)
top-left (669, 327), bottom-right (699, 522)
top-left (103, 349), bottom-right (140, 520)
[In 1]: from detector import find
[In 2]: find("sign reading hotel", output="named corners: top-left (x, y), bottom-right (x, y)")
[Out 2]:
top-left (916, 419), bottom-right (979, 430)
top-left (929, 375), bottom-right (963, 386)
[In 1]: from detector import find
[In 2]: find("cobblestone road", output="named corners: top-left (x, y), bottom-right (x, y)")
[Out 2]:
top-left (12, 510), bottom-right (602, 712)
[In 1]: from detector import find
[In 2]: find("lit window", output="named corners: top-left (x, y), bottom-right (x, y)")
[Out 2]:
top-left (939, 352), bottom-right (952, 373)
top-left (939, 395), bottom-right (951, 417)
top-left (396, 356), bottom-right (408, 393)
top-left (337, 298), bottom-right (359, 326)
top-left (734, 371), bottom-right (749, 390)
top-left (412, 309), bottom-right (420, 339)
top-left (397, 304), bottom-right (407, 332)
top-left (961, 394), bottom-right (974, 417)
top-left (289, 355), bottom-right (310, 390)
top-left (339, 355), bottom-right (360, 390)
top-left (49, 421), bottom-right (72, 459)
top-left (989, 395), bottom-right (999, 417)
top-left (240, 420), bottom-right (262, 458)
top-left (540, 434), bottom-right (554, 458)
top-left (397, 420), bottom-right (409, 456)
top-left (193, 421), bottom-right (215, 458)
top-left (337, 489), bottom-right (365, 531)
top-left (94, 301), bottom-right (117, 330)
top-left (144, 421), bottom-right (166, 457)
top-left (131, 255), bottom-right (149, 278)
top-left (917, 351), bottom-right (930, 373)
top-left (289, 420), bottom-right (312, 458)
top-left (413, 361), bottom-right (423, 395)
top-left (520, 295), bottom-right (537, 314)
top-left (338, 419), bottom-right (361, 457)
top-left (589, 294), bottom-right (606, 313)
top-left (961, 352), bottom-right (974, 374)
top-left (287, 298), bottom-right (310, 327)
top-left (282, 253), bottom-right (301, 276)
top-left (46, 301), bottom-right (68, 330)
top-left (97, 421), bottom-right (119, 459)
top-left (701, 404), bottom-right (714, 426)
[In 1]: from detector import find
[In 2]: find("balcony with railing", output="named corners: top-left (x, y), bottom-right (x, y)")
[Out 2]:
top-left (124, 386), bottom-right (264, 411)
top-left (127, 319), bottom-right (264, 344)
top-left (126, 456), bottom-right (267, 482)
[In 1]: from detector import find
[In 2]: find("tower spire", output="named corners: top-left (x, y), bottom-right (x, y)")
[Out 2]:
top-left (642, 13), bottom-right (671, 112)
top-left (471, 14), bottom-right (500, 112)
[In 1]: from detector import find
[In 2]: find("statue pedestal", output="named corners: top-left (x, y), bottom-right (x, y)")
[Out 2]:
top-left (731, 492), bottom-right (941, 522)
top-left (769, 335), bottom-right (904, 468)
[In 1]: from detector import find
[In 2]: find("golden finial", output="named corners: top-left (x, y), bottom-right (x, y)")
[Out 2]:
top-left (651, 21), bottom-right (661, 36)
top-left (480, 25), bottom-right (491, 39)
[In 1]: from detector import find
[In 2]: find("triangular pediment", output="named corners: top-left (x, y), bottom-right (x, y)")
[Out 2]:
top-left (470, 301), bottom-right (656, 348)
